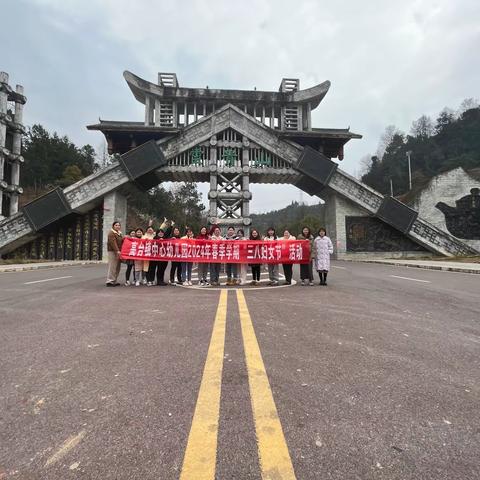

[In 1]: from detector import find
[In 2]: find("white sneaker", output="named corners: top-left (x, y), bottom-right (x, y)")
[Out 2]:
top-left (125, 281), bottom-right (131, 286)
top-left (309, 281), bottom-right (314, 286)
top-left (135, 281), bottom-right (140, 287)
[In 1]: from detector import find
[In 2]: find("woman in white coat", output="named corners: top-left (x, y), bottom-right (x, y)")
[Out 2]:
top-left (314, 228), bottom-right (334, 285)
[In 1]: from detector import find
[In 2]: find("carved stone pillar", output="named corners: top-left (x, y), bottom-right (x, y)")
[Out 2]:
top-left (102, 191), bottom-right (127, 259)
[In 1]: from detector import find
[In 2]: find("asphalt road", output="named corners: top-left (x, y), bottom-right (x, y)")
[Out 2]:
top-left (0, 261), bottom-right (479, 479)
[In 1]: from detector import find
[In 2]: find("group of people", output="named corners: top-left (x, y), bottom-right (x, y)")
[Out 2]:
top-left (106, 221), bottom-right (334, 288)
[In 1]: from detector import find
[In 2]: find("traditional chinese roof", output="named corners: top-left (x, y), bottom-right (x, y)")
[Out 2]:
top-left (123, 70), bottom-right (331, 110)
top-left (87, 118), bottom-right (361, 159)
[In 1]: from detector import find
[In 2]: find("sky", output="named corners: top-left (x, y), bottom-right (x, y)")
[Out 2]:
top-left (2, 0), bottom-right (479, 212)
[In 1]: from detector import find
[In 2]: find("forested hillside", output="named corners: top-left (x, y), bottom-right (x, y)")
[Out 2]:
top-left (250, 201), bottom-right (325, 236)
top-left (361, 100), bottom-right (480, 196)
top-left (19, 125), bottom-right (205, 231)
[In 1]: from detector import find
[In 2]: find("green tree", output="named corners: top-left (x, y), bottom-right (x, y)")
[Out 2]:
top-left (361, 104), bottom-right (480, 196)
top-left (171, 183), bottom-right (206, 232)
top-left (21, 124), bottom-right (96, 191)
top-left (123, 183), bottom-right (206, 233)
top-left (59, 164), bottom-right (84, 187)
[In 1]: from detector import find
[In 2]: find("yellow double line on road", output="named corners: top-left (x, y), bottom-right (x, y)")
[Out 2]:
top-left (180, 290), bottom-right (296, 480)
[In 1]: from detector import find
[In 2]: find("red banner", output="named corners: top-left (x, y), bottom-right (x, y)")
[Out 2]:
top-left (120, 237), bottom-right (310, 264)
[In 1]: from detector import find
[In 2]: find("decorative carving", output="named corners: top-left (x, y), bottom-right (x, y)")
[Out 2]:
top-left (222, 147), bottom-right (238, 167)
top-left (56, 228), bottom-right (65, 260)
top-left (48, 233), bottom-right (56, 260)
top-left (74, 217), bottom-right (82, 260)
top-left (253, 152), bottom-right (272, 168)
top-left (436, 188), bottom-right (480, 239)
top-left (91, 209), bottom-right (101, 260)
top-left (83, 215), bottom-right (91, 260)
top-left (189, 146), bottom-right (203, 165)
top-left (65, 165), bottom-right (128, 209)
top-left (39, 235), bottom-right (47, 259)
top-left (329, 171), bottom-right (383, 212)
top-left (346, 216), bottom-right (426, 252)
top-left (410, 218), bottom-right (477, 256)
top-left (65, 227), bottom-right (73, 260)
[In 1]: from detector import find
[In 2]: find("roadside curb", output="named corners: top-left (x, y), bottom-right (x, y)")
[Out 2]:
top-left (0, 260), bottom-right (105, 273)
top-left (354, 260), bottom-right (480, 274)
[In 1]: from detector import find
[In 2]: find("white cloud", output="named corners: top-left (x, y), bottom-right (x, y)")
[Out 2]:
top-left (3, 0), bottom-right (480, 211)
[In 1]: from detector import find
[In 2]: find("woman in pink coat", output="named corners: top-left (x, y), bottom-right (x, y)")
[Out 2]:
top-left (313, 228), bottom-right (334, 285)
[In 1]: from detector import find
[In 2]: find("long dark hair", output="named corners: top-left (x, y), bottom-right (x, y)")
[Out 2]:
top-left (301, 226), bottom-right (311, 238)
top-left (197, 226), bottom-right (209, 238)
top-left (249, 228), bottom-right (260, 240)
top-left (266, 227), bottom-right (277, 239)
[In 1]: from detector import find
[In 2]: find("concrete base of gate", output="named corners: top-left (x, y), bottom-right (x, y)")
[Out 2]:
top-left (323, 191), bottom-right (430, 260)
top-left (102, 191), bottom-right (127, 259)
top-left (324, 191), bottom-right (366, 259)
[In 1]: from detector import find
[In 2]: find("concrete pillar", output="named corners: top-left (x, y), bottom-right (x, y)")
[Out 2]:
top-left (306, 102), bottom-right (312, 131)
top-left (0, 72), bottom-right (8, 114)
top-left (144, 96), bottom-right (154, 125)
top-left (8, 85), bottom-right (25, 216)
top-left (102, 191), bottom-right (127, 259)
top-left (323, 192), bottom-right (339, 259)
top-left (172, 101), bottom-right (178, 127)
top-left (154, 98), bottom-right (160, 126)
top-left (323, 191), bottom-right (374, 259)
top-left (0, 152), bottom-right (4, 217)
top-left (241, 137), bottom-right (251, 230)
top-left (0, 72), bottom-right (8, 150)
top-left (297, 106), bottom-right (303, 132)
top-left (14, 85), bottom-right (24, 124)
top-left (9, 191), bottom-right (18, 217)
top-left (208, 137), bottom-right (218, 222)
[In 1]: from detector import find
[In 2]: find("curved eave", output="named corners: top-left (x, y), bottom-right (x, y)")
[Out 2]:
top-left (281, 128), bottom-right (361, 140)
top-left (292, 81), bottom-right (330, 109)
top-left (123, 70), bottom-right (330, 109)
top-left (87, 120), bottom-right (179, 133)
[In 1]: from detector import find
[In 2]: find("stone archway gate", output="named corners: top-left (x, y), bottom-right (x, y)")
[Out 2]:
top-left (0, 104), bottom-right (477, 258)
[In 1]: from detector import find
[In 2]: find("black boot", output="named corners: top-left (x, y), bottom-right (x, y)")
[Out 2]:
top-left (318, 271), bottom-right (323, 285)
top-left (323, 272), bottom-right (328, 286)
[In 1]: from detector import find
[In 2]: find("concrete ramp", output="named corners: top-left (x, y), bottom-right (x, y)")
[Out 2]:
top-left (1, 106), bottom-right (477, 259)
top-left (294, 147), bottom-right (478, 257)
top-left (0, 141), bottom-right (166, 255)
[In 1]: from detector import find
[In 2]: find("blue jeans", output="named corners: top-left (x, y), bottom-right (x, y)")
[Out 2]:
top-left (210, 263), bottom-right (221, 283)
top-left (198, 263), bottom-right (209, 282)
top-left (181, 262), bottom-right (192, 282)
top-left (226, 263), bottom-right (238, 279)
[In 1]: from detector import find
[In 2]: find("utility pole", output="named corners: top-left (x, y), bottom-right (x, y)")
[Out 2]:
top-left (390, 178), bottom-right (394, 197)
top-left (406, 151), bottom-right (412, 191)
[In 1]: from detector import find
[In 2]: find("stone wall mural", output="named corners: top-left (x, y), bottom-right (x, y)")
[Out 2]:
top-left (5, 207), bottom-right (103, 261)
top-left (346, 216), bottom-right (427, 252)
top-left (436, 188), bottom-right (480, 240)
